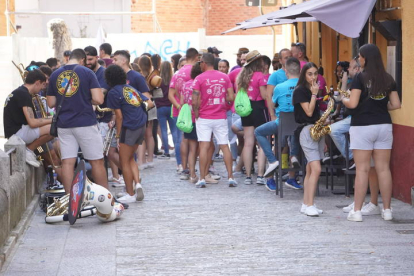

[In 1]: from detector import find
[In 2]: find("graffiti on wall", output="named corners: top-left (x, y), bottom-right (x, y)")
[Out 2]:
top-left (129, 39), bottom-right (193, 61)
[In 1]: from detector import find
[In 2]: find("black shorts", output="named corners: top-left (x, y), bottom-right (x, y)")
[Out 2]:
top-left (184, 123), bottom-right (197, 140)
top-left (241, 100), bottom-right (269, 128)
top-left (120, 125), bottom-right (146, 146)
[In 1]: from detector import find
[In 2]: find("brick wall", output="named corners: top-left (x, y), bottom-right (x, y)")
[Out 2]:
top-left (0, 0), bottom-right (15, 36)
top-left (131, 0), bottom-right (281, 36)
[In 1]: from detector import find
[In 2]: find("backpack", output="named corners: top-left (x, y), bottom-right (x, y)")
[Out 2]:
top-left (176, 104), bottom-right (193, 133)
top-left (234, 88), bottom-right (252, 117)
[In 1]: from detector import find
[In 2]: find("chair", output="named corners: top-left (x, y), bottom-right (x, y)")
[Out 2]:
top-left (274, 112), bottom-right (303, 198)
top-left (324, 138), bottom-right (346, 191)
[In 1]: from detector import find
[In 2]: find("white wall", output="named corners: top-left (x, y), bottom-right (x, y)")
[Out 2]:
top-left (15, 0), bottom-right (131, 38)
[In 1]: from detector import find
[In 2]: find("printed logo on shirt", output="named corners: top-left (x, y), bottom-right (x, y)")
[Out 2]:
top-left (56, 71), bottom-right (80, 97)
top-left (123, 86), bottom-right (143, 107)
top-left (4, 93), bottom-right (13, 107)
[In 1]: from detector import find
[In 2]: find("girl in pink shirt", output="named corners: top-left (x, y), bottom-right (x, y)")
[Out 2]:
top-left (236, 51), bottom-right (270, 184)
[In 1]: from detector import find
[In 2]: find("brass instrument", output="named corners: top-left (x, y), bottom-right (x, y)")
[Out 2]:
top-left (103, 127), bottom-right (116, 156)
top-left (309, 86), bottom-right (335, 141)
top-left (46, 194), bottom-right (69, 216)
top-left (336, 78), bottom-right (351, 98)
top-left (12, 61), bottom-right (28, 82)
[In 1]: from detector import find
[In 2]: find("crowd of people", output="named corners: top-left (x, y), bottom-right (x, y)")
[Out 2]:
top-left (3, 41), bottom-right (400, 222)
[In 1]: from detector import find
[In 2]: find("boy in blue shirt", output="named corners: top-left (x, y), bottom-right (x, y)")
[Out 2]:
top-left (255, 57), bottom-right (302, 190)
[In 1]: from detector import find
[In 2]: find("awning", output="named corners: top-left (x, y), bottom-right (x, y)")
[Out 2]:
top-left (222, 18), bottom-right (315, 34)
top-left (223, 0), bottom-right (376, 38)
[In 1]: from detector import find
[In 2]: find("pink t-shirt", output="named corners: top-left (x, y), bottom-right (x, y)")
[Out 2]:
top-left (193, 70), bottom-right (232, 120)
top-left (228, 67), bottom-right (242, 91)
top-left (247, 71), bottom-right (267, 101)
top-left (300, 61), bottom-right (307, 69)
top-left (169, 64), bottom-right (192, 117)
top-left (181, 79), bottom-right (195, 122)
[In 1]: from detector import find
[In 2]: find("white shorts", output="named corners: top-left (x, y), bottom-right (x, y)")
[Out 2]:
top-left (15, 125), bottom-right (40, 144)
top-left (196, 118), bottom-right (228, 145)
top-left (299, 125), bottom-right (325, 163)
top-left (58, 125), bottom-right (104, 160)
top-left (350, 124), bottom-right (393, 150)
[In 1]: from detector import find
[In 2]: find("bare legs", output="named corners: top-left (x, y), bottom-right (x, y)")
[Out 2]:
top-left (303, 160), bottom-right (321, 206)
top-left (119, 143), bottom-right (140, 196)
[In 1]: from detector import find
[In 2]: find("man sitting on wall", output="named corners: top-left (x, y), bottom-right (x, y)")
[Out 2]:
top-left (3, 69), bottom-right (54, 167)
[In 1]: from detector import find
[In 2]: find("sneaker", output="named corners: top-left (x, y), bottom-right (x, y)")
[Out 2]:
top-left (233, 171), bottom-right (243, 177)
top-left (195, 179), bottom-right (206, 188)
top-left (117, 193), bottom-right (136, 204)
top-left (285, 178), bottom-right (303, 190)
top-left (347, 209), bottom-right (363, 222)
top-left (180, 173), bottom-right (190, 180)
top-left (208, 172), bottom-right (221, 180)
top-left (291, 156), bottom-right (300, 168)
top-left (244, 177), bottom-right (252, 185)
top-left (361, 202), bottom-right (381, 216)
top-left (228, 178), bottom-right (238, 187)
top-left (116, 191), bottom-right (127, 198)
top-left (300, 204), bottom-right (323, 214)
top-left (265, 178), bottom-right (276, 191)
top-left (322, 152), bottom-right (331, 164)
top-left (382, 208), bottom-right (393, 221)
top-left (158, 154), bottom-right (170, 160)
top-left (205, 174), bottom-right (219, 184)
top-left (190, 176), bottom-right (199, 184)
top-left (138, 163), bottom-right (148, 170)
top-left (256, 176), bottom-right (266, 185)
top-left (343, 202), bottom-right (365, 213)
top-left (214, 154), bottom-right (224, 162)
top-left (110, 176), bottom-right (126, 187)
top-left (135, 183), bottom-right (144, 201)
top-left (114, 198), bottom-right (129, 209)
top-left (146, 162), bottom-right (154, 168)
top-left (304, 205), bottom-right (320, 217)
top-left (25, 148), bottom-right (41, 167)
top-left (264, 161), bottom-right (279, 178)
top-left (348, 159), bottom-right (356, 170)
top-left (282, 173), bottom-right (289, 181)
top-left (154, 150), bottom-right (163, 156)
top-left (177, 164), bottom-right (183, 174)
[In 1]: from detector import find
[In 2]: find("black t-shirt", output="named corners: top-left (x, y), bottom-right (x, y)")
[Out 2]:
top-left (292, 86), bottom-right (320, 124)
top-left (3, 85), bottom-right (34, 138)
top-left (349, 72), bottom-right (396, 126)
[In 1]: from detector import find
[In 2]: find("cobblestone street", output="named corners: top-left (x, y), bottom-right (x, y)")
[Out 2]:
top-left (2, 158), bottom-right (414, 276)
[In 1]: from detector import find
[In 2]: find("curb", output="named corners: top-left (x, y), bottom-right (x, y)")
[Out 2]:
top-left (0, 195), bottom-right (39, 272)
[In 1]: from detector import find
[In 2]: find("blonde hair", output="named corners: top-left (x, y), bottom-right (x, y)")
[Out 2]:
top-left (137, 55), bottom-right (153, 78)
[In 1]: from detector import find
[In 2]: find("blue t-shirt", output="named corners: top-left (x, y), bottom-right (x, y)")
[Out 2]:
top-left (47, 64), bottom-right (101, 128)
top-left (107, 84), bottom-right (148, 130)
top-left (94, 66), bottom-right (112, 123)
top-left (126, 70), bottom-right (149, 94)
top-left (272, 78), bottom-right (298, 125)
top-left (268, 69), bottom-right (288, 87)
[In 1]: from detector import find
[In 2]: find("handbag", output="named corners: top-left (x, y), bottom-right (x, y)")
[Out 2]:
top-left (151, 87), bottom-right (163, 99)
top-left (50, 65), bottom-right (78, 137)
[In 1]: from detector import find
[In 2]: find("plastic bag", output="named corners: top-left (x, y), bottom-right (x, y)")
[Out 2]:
top-left (176, 104), bottom-right (193, 133)
top-left (234, 88), bottom-right (252, 117)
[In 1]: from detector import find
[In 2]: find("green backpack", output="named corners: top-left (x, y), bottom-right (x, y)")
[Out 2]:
top-left (234, 88), bottom-right (252, 117)
top-left (176, 104), bottom-right (193, 133)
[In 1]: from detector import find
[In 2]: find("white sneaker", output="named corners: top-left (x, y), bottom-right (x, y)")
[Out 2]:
top-left (382, 209), bottom-right (393, 221)
top-left (361, 202), bottom-right (381, 216)
top-left (301, 204), bottom-right (323, 214)
top-left (135, 183), bottom-right (144, 201)
top-left (347, 209), bottom-right (363, 222)
top-left (177, 164), bottom-right (183, 174)
top-left (205, 174), bottom-right (219, 184)
top-left (146, 162), bottom-right (154, 168)
top-left (209, 173), bottom-right (221, 180)
top-left (304, 205), bottom-right (320, 217)
top-left (343, 202), bottom-right (366, 213)
top-left (264, 161), bottom-right (279, 178)
top-left (291, 156), bottom-right (300, 168)
top-left (228, 178), bottom-right (238, 187)
top-left (138, 163), bottom-right (148, 170)
top-left (25, 148), bottom-right (41, 167)
top-left (117, 193), bottom-right (136, 204)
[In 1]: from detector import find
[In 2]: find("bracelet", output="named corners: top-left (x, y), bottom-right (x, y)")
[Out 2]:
top-left (115, 134), bottom-right (120, 138)
top-left (311, 94), bottom-right (317, 98)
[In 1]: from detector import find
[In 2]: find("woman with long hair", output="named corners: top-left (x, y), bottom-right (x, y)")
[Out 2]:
top-left (105, 65), bottom-right (153, 203)
top-left (150, 54), bottom-right (162, 155)
top-left (236, 50), bottom-right (270, 185)
top-left (156, 61), bottom-right (178, 159)
top-left (292, 62), bottom-right (324, 217)
top-left (171, 54), bottom-right (182, 73)
top-left (340, 44), bottom-right (401, 222)
top-left (137, 55), bottom-right (156, 169)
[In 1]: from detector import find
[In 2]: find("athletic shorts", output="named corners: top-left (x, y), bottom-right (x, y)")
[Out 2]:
top-left (196, 118), bottom-right (228, 144)
top-left (15, 125), bottom-right (40, 144)
top-left (58, 125), bottom-right (103, 160)
top-left (299, 125), bottom-right (325, 163)
top-left (120, 125), bottom-right (146, 146)
top-left (350, 124), bottom-right (393, 150)
top-left (184, 123), bottom-right (198, 140)
top-left (241, 100), bottom-right (269, 128)
top-left (98, 122), bottom-right (117, 148)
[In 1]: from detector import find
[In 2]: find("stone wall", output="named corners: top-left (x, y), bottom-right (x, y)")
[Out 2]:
top-left (0, 135), bottom-right (45, 269)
